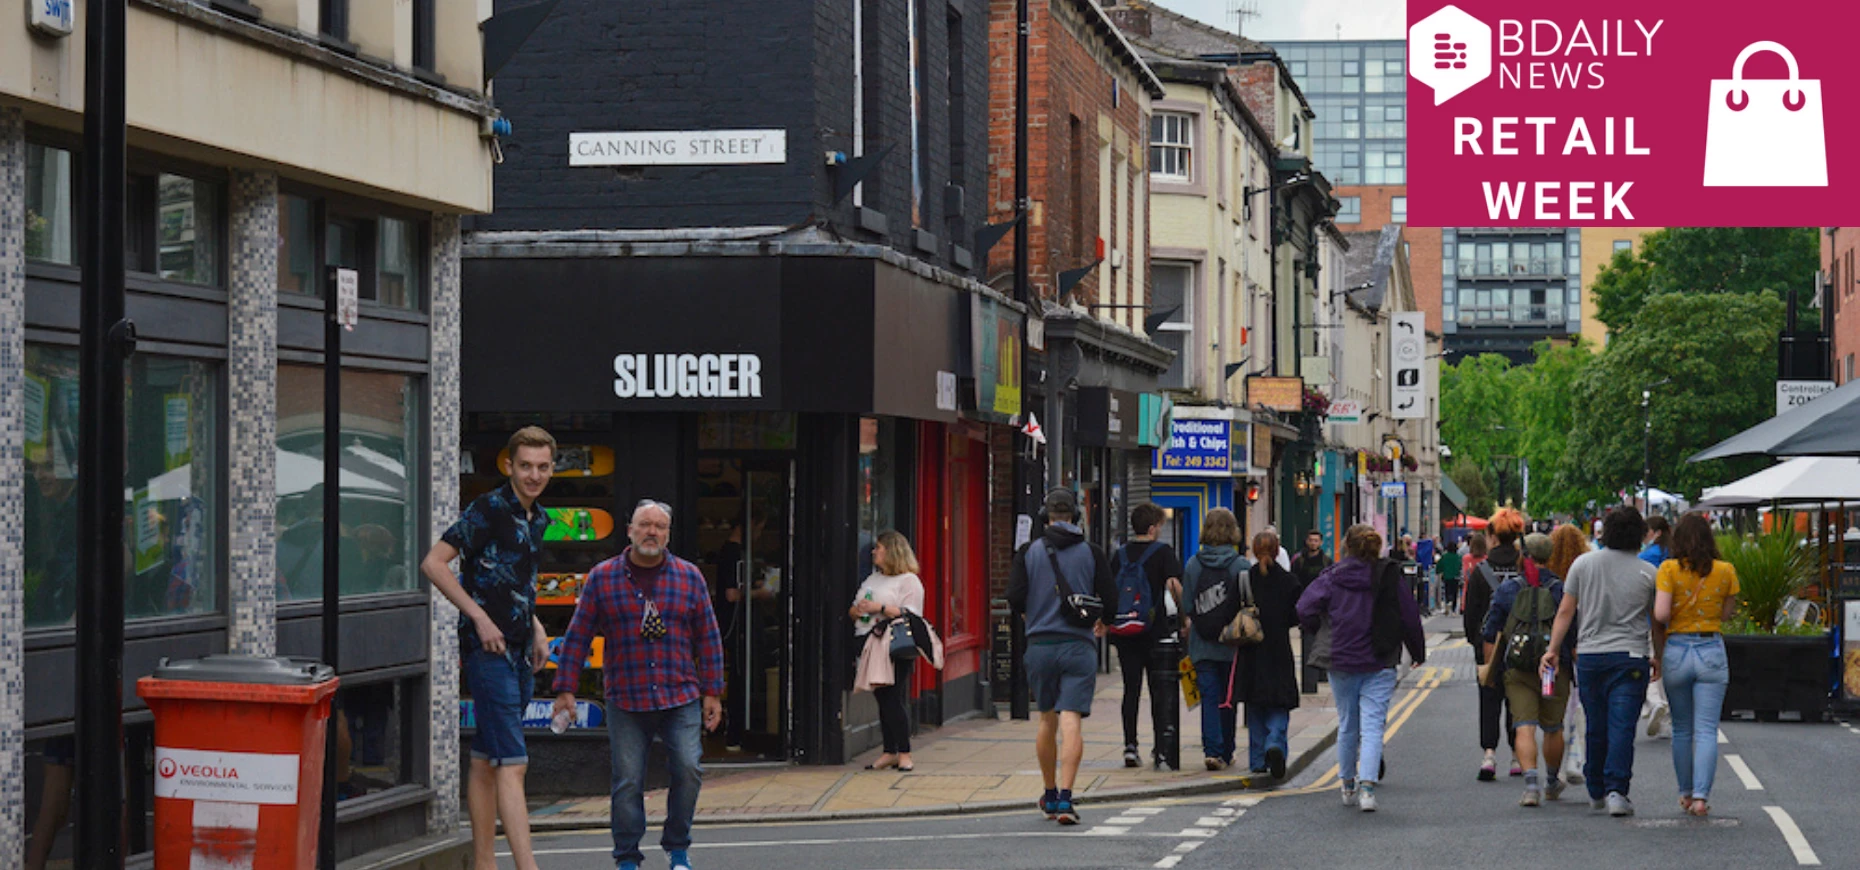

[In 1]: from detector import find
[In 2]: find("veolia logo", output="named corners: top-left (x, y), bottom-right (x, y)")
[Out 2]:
top-left (158, 758), bottom-right (177, 778)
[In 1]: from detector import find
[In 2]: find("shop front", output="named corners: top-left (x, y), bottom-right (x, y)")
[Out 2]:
top-left (459, 251), bottom-right (1005, 769)
top-left (1038, 314), bottom-right (1172, 549)
top-left (1151, 409), bottom-right (1251, 556)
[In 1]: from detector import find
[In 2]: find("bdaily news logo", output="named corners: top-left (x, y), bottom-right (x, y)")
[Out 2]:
top-left (1404, 0), bottom-right (1860, 227)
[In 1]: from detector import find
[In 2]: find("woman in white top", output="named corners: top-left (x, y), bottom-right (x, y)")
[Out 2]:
top-left (849, 530), bottom-right (927, 771)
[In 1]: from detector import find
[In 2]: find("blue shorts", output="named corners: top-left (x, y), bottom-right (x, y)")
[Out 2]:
top-left (465, 650), bottom-right (529, 767)
top-left (1026, 640), bottom-right (1097, 716)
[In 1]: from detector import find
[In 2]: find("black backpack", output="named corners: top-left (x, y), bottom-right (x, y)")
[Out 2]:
top-left (1369, 560), bottom-right (1408, 660)
top-left (1189, 557), bottom-right (1244, 643)
top-left (1495, 559), bottom-right (1552, 672)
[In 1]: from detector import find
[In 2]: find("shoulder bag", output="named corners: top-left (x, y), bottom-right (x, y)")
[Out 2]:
top-left (1219, 567), bottom-right (1265, 647)
top-left (1044, 543), bottom-right (1104, 628)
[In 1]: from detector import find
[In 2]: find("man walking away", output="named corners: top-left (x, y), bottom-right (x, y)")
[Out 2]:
top-left (1478, 513), bottom-right (1575, 807)
top-left (1544, 506), bottom-right (1662, 818)
top-left (1106, 502), bottom-right (1184, 768)
top-left (1290, 530), bottom-right (1332, 593)
top-left (552, 500), bottom-right (725, 870)
top-left (1437, 537), bottom-right (1463, 616)
top-left (1009, 488), bottom-right (1116, 825)
top-left (421, 427), bottom-right (556, 870)
top-left (1415, 536), bottom-right (1437, 614)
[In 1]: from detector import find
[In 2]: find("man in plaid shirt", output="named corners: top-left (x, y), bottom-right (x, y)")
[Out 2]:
top-left (553, 500), bottom-right (723, 870)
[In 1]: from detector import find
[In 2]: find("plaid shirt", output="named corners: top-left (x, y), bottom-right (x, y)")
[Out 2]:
top-left (552, 548), bottom-right (725, 712)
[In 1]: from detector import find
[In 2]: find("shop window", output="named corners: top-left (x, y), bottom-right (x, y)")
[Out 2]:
top-left (275, 365), bottom-right (423, 601)
top-left (25, 143), bottom-right (76, 265)
top-left (335, 678), bottom-right (419, 801)
top-left (23, 346), bottom-right (222, 628)
top-left (24, 724), bottom-right (160, 864)
top-left (276, 192), bottom-right (428, 311)
top-left (127, 172), bottom-right (223, 285)
top-left (858, 418), bottom-right (903, 580)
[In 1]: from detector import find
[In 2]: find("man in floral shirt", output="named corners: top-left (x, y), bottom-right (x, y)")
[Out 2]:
top-left (553, 500), bottom-right (724, 870)
top-left (422, 426), bottom-right (554, 870)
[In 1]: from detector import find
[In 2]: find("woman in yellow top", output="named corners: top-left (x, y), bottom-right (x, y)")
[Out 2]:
top-left (1652, 513), bottom-right (1739, 817)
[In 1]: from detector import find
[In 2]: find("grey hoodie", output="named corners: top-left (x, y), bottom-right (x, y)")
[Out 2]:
top-left (1008, 522), bottom-right (1114, 644)
top-left (1184, 545), bottom-right (1251, 665)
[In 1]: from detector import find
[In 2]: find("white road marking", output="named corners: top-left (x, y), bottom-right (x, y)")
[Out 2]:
top-left (1153, 857), bottom-right (1183, 869)
top-left (528, 830), bottom-right (1210, 856)
top-left (1725, 754), bottom-right (1765, 791)
top-left (1173, 842), bottom-right (1203, 853)
top-left (1717, 728), bottom-right (1728, 744)
top-left (1193, 816), bottom-right (1230, 827)
top-left (1125, 807), bottom-right (1166, 815)
top-left (1104, 816), bottom-right (1146, 825)
top-left (1223, 796), bottom-right (1261, 807)
top-left (1211, 807), bottom-right (1238, 816)
top-left (1085, 826), bottom-right (1130, 836)
top-left (1175, 828), bottom-right (1218, 838)
top-left (1764, 806), bottom-right (1822, 866)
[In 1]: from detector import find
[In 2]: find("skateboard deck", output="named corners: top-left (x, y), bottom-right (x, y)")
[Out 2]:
top-left (543, 507), bottom-right (614, 542)
top-left (543, 634), bottom-right (605, 670)
top-left (498, 444), bottom-right (614, 478)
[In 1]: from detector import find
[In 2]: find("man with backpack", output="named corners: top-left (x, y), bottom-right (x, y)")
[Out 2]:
top-left (1104, 503), bottom-right (1184, 769)
top-left (1477, 509), bottom-right (1575, 808)
top-left (1008, 488), bottom-right (1117, 825)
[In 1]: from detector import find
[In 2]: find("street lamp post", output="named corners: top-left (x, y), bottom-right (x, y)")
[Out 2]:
top-left (1641, 378), bottom-right (1672, 510)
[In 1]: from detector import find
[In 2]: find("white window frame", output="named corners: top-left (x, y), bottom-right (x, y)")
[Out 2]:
top-left (1150, 111), bottom-right (1194, 183)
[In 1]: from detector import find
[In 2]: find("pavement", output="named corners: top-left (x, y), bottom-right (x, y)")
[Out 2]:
top-left (507, 616), bottom-right (1860, 869)
top-left (522, 633), bottom-right (1363, 830)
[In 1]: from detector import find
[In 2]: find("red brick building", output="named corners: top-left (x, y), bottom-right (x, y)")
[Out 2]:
top-left (1822, 227), bottom-right (1860, 385)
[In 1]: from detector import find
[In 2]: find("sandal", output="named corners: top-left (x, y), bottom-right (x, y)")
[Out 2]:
top-left (1680, 796), bottom-right (1695, 814)
top-left (1688, 799), bottom-right (1709, 817)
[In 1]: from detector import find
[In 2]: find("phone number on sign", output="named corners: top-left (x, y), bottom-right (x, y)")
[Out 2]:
top-left (1164, 455), bottom-right (1228, 469)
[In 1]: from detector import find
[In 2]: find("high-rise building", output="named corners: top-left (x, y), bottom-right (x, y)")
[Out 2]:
top-left (1273, 38), bottom-right (1581, 363)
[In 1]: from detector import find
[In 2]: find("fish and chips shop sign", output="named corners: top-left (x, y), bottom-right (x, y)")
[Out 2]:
top-left (1155, 418), bottom-right (1233, 477)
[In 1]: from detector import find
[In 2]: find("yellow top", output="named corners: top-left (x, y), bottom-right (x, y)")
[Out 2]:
top-left (1656, 559), bottom-right (1740, 634)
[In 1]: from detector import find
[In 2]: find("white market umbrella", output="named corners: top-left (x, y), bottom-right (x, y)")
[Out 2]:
top-left (1693, 456), bottom-right (1860, 508)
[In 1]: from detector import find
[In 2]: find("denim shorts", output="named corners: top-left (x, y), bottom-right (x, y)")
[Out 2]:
top-left (1027, 640), bottom-right (1097, 716)
top-left (466, 650), bottom-right (529, 767)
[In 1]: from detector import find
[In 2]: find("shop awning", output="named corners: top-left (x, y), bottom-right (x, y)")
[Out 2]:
top-left (1439, 475), bottom-right (1468, 515)
top-left (1695, 456), bottom-right (1860, 508)
top-left (1691, 378), bottom-right (1860, 461)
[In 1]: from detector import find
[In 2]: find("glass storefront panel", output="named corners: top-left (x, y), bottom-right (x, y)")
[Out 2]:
top-left (25, 143), bottom-right (75, 265)
top-left (22, 345), bottom-right (221, 628)
top-left (278, 194), bottom-right (317, 295)
top-left (275, 366), bottom-right (423, 600)
top-left (156, 174), bottom-right (222, 285)
top-left (376, 217), bottom-right (424, 310)
top-left (335, 678), bottom-right (418, 801)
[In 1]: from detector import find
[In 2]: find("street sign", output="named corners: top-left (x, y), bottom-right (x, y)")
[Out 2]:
top-left (1381, 481), bottom-right (1408, 499)
top-left (1776, 379), bottom-right (1834, 417)
top-left (334, 268), bottom-right (360, 330)
top-left (1389, 312), bottom-right (1426, 419)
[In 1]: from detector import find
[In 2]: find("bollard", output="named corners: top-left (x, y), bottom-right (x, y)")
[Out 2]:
top-left (1147, 635), bottom-right (1182, 771)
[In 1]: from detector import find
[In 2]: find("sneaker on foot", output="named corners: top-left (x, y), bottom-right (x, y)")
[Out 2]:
top-left (1358, 782), bottom-right (1378, 813)
top-left (1204, 756), bottom-right (1227, 771)
top-left (1520, 788), bottom-right (1542, 807)
top-left (1124, 746), bottom-right (1140, 768)
top-left (1054, 800), bottom-right (1080, 825)
top-left (1546, 778), bottom-right (1567, 802)
top-left (1509, 763), bottom-right (1524, 777)
top-left (1266, 746), bottom-right (1287, 780)
top-left (1478, 760), bottom-right (1497, 782)
top-left (1590, 796), bottom-right (1608, 812)
top-left (1341, 779), bottom-right (1360, 807)
top-left (1648, 705), bottom-right (1670, 738)
top-left (1038, 790), bottom-right (1059, 819)
top-left (1606, 791), bottom-right (1635, 817)
top-left (668, 850), bottom-right (693, 870)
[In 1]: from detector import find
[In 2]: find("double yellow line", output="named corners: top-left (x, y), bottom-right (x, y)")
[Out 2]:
top-left (1268, 665), bottom-right (1452, 797)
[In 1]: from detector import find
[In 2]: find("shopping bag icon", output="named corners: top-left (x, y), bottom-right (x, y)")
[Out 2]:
top-left (1703, 41), bottom-right (1827, 187)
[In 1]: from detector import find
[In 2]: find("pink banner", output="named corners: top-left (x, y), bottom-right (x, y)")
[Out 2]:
top-left (1406, 2), bottom-right (1860, 226)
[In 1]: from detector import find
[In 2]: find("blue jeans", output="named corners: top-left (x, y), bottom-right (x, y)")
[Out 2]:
top-left (607, 701), bottom-right (704, 866)
top-left (1245, 705), bottom-right (1291, 772)
top-left (1332, 668), bottom-right (1398, 785)
top-left (1576, 653), bottom-right (1652, 800)
top-left (1663, 635), bottom-right (1730, 800)
top-left (1194, 658), bottom-right (1236, 763)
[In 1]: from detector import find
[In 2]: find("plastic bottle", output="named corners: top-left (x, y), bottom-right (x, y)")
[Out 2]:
top-left (550, 708), bottom-right (573, 735)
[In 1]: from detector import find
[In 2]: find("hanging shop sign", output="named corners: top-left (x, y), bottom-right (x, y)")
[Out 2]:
top-left (1246, 375), bottom-right (1305, 412)
top-left (1076, 388), bottom-right (1141, 450)
top-left (1328, 398), bottom-right (1363, 423)
top-left (971, 295), bottom-right (1024, 422)
top-left (1389, 312), bottom-right (1427, 419)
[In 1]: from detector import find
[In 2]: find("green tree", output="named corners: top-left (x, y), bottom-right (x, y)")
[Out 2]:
top-left (1439, 353), bottom-right (1520, 473)
top-left (1447, 457), bottom-right (1494, 519)
top-left (1560, 293), bottom-right (1781, 500)
top-left (1591, 228), bottom-right (1819, 333)
top-left (1513, 338), bottom-right (1605, 514)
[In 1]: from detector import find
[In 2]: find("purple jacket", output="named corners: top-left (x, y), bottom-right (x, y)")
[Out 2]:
top-left (1296, 557), bottom-right (1427, 674)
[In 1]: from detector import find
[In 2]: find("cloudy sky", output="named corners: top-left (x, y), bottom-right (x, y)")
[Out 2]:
top-left (1150, 0), bottom-right (1405, 43)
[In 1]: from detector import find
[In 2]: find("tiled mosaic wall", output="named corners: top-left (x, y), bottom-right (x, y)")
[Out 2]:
top-left (426, 213), bottom-right (463, 833)
top-left (227, 171), bottom-right (280, 656)
top-left (0, 106), bottom-right (27, 870)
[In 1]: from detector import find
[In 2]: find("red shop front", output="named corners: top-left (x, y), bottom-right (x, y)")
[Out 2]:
top-left (909, 421), bottom-right (993, 723)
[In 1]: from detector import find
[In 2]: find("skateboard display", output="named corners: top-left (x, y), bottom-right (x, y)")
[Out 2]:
top-left (497, 444), bottom-right (615, 477)
top-left (543, 507), bottom-right (614, 542)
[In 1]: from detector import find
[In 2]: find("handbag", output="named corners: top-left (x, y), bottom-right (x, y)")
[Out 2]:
top-left (1219, 568), bottom-right (1265, 647)
top-left (1044, 543), bottom-right (1103, 628)
top-left (888, 616), bottom-right (919, 661)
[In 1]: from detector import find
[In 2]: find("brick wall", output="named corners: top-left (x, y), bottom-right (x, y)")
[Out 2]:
top-left (1227, 63), bottom-right (1279, 143)
top-left (1824, 228), bottom-right (1860, 385)
top-left (480, 0), bottom-right (988, 275)
top-left (985, 0), bottom-right (1151, 311)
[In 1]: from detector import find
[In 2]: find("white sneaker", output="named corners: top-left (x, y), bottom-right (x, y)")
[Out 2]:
top-left (1341, 779), bottom-right (1360, 807)
top-left (1606, 791), bottom-right (1634, 817)
top-left (1358, 782), bottom-right (1378, 813)
top-left (1647, 704), bottom-right (1670, 738)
